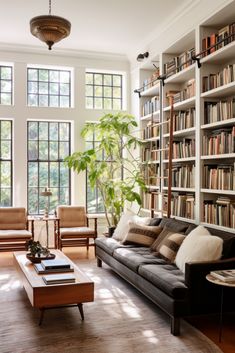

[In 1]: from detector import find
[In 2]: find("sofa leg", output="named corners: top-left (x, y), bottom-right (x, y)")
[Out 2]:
top-left (171, 317), bottom-right (180, 336)
top-left (97, 257), bottom-right (102, 267)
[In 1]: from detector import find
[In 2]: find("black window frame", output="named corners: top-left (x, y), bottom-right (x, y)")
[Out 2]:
top-left (27, 120), bottom-right (71, 215)
top-left (27, 67), bottom-right (72, 108)
top-left (0, 119), bottom-right (13, 206)
top-left (0, 65), bottom-right (13, 106)
top-left (85, 71), bottom-right (123, 110)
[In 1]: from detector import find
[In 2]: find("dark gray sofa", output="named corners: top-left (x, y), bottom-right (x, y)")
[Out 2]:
top-left (95, 217), bottom-right (235, 335)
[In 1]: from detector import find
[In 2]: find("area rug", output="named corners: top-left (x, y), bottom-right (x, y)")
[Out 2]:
top-left (0, 256), bottom-right (222, 353)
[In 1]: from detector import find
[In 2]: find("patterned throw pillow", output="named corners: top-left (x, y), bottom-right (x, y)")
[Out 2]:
top-left (122, 222), bottom-right (163, 247)
top-left (150, 227), bottom-right (175, 251)
top-left (155, 233), bottom-right (186, 263)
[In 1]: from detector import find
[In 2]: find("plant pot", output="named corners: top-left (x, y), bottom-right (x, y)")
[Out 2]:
top-left (26, 252), bottom-right (56, 263)
top-left (108, 226), bottom-right (116, 237)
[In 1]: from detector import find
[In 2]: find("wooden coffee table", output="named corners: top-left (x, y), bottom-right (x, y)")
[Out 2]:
top-left (13, 250), bottom-right (94, 325)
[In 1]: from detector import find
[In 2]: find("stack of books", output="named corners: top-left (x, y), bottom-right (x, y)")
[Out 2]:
top-left (166, 79), bottom-right (195, 106)
top-left (210, 269), bottom-right (235, 283)
top-left (164, 47), bottom-right (195, 77)
top-left (167, 108), bottom-right (195, 132)
top-left (203, 164), bottom-right (235, 190)
top-left (34, 258), bottom-right (74, 274)
top-left (202, 127), bottom-right (235, 155)
top-left (202, 64), bottom-right (235, 92)
top-left (204, 97), bottom-right (235, 124)
top-left (42, 274), bottom-right (76, 285)
top-left (204, 197), bottom-right (235, 227)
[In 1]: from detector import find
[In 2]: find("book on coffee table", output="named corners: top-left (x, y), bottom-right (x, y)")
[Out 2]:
top-left (41, 258), bottom-right (71, 270)
top-left (34, 263), bottom-right (74, 274)
top-left (210, 269), bottom-right (235, 282)
top-left (42, 273), bottom-right (76, 285)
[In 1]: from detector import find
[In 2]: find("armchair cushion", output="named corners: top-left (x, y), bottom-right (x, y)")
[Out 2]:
top-left (0, 230), bottom-right (32, 238)
top-left (60, 227), bottom-right (96, 237)
top-left (0, 207), bottom-right (27, 230)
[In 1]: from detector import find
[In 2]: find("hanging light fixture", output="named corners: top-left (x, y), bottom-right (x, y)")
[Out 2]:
top-left (30, 0), bottom-right (71, 50)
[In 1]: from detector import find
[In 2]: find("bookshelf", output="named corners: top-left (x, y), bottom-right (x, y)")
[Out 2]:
top-left (134, 1), bottom-right (235, 232)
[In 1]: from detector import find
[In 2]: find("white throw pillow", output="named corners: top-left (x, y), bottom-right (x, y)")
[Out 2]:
top-left (112, 211), bottom-right (150, 241)
top-left (175, 233), bottom-right (223, 273)
top-left (187, 225), bottom-right (211, 237)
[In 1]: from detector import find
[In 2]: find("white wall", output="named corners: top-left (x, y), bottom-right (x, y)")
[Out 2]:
top-left (0, 49), bottom-right (130, 209)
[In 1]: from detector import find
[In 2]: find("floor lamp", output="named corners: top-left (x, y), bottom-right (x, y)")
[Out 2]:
top-left (40, 188), bottom-right (52, 248)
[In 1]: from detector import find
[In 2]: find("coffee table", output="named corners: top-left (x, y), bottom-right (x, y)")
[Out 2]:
top-left (13, 250), bottom-right (94, 325)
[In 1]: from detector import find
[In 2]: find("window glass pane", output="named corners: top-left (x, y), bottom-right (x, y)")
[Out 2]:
top-left (28, 94), bottom-right (37, 106)
top-left (49, 83), bottom-right (59, 95)
top-left (104, 87), bottom-right (112, 97)
top-left (50, 70), bottom-right (59, 82)
top-left (86, 73), bottom-right (93, 84)
top-left (0, 188), bottom-right (11, 206)
top-left (60, 83), bottom-right (69, 95)
top-left (39, 162), bottom-right (48, 187)
top-left (39, 95), bottom-right (48, 107)
top-left (60, 96), bottom-right (70, 107)
top-left (28, 162), bottom-right (38, 187)
top-left (49, 141), bottom-right (58, 160)
top-left (94, 98), bottom-right (102, 109)
top-left (1, 141), bottom-right (11, 159)
top-left (50, 162), bottom-right (59, 186)
top-left (104, 98), bottom-right (112, 110)
top-left (39, 122), bottom-right (48, 140)
top-left (28, 69), bottom-right (38, 81)
top-left (28, 188), bottom-right (38, 214)
top-left (60, 71), bottom-right (70, 83)
top-left (59, 141), bottom-right (69, 159)
top-left (28, 121), bottom-right (38, 140)
top-left (49, 123), bottom-right (58, 140)
top-left (1, 121), bottom-right (11, 139)
top-left (1, 93), bottom-right (11, 105)
top-left (1, 67), bottom-right (11, 80)
top-left (94, 86), bottom-right (102, 97)
top-left (39, 82), bottom-right (48, 94)
top-left (1, 81), bottom-right (11, 93)
top-left (94, 74), bottom-right (102, 85)
top-left (50, 95), bottom-right (59, 107)
top-left (28, 141), bottom-right (38, 160)
top-left (113, 87), bottom-right (121, 98)
top-left (86, 97), bottom-right (93, 109)
top-left (86, 85), bottom-right (93, 96)
top-left (39, 69), bottom-right (49, 81)
top-left (50, 190), bottom-right (58, 213)
top-left (60, 164), bottom-right (69, 187)
top-left (113, 99), bottom-right (121, 110)
top-left (39, 141), bottom-right (48, 159)
top-left (60, 123), bottom-right (69, 141)
top-left (1, 161), bottom-right (11, 186)
top-left (28, 81), bottom-right (38, 94)
top-left (104, 75), bottom-right (112, 86)
top-left (113, 75), bottom-right (121, 86)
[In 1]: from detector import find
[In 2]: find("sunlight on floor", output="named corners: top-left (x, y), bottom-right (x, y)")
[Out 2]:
top-left (0, 279), bottom-right (20, 292)
top-left (143, 330), bottom-right (159, 344)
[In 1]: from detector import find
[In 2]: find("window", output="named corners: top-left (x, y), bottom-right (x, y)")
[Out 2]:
top-left (0, 65), bottom-right (13, 105)
top-left (85, 129), bottom-right (105, 213)
top-left (27, 67), bottom-right (71, 108)
top-left (0, 120), bottom-right (12, 206)
top-left (86, 72), bottom-right (123, 110)
top-left (27, 121), bottom-right (71, 215)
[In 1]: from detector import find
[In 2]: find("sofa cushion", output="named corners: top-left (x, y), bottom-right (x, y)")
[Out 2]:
top-left (113, 247), bottom-right (165, 272)
top-left (175, 232), bottom-right (223, 273)
top-left (122, 223), bottom-right (162, 246)
top-left (159, 218), bottom-right (189, 233)
top-left (95, 237), bottom-right (131, 256)
top-left (60, 227), bottom-right (95, 237)
top-left (156, 232), bottom-right (186, 263)
top-left (138, 264), bottom-right (188, 299)
top-left (148, 217), bottom-right (162, 226)
top-left (0, 230), bottom-right (32, 238)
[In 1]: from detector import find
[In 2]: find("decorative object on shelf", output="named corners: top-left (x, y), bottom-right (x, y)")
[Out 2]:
top-left (40, 187), bottom-right (52, 217)
top-left (30, 0), bottom-right (71, 50)
top-left (65, 113), bottom-right (146, 228)
top-left (25, 239), bottom-right (55, 263)
top-left (137, 52), bottom-right (149, 62)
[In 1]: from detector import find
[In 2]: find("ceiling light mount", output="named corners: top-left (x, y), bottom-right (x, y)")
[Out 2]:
top-left (136, 52), bottom-right (149, 62)
top-left (30, 0), bottom-right (71, 50)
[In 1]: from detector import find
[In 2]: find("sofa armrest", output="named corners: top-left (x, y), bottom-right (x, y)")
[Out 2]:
top-left (185, 257), bottom-right (235, 288)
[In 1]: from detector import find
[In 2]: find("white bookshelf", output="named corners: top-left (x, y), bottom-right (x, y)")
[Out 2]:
top-left (164, 97), bottom-right (196, 111)
top-left (201, 81), bottom-right (235, 98)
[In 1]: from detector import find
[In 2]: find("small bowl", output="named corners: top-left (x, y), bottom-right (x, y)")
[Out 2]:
top-left (26, 253), bottom-right (56, 263)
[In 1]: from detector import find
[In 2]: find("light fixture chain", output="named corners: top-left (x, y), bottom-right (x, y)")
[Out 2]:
top-left (49, 0), bottom-right (51, 15)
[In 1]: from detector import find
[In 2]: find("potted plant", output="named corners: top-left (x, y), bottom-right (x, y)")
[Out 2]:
top-left (25, 240), bottom-right (54, 263)
top-left (65, 113), bottom-right (146, 233)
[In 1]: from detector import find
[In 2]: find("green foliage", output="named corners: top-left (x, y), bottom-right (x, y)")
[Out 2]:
top-left (65, 112), bottom-right (146, 226)
top-left (26, 240), bottom-right (49, 257)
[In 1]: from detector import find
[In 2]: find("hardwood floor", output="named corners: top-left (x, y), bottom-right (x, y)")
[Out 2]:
top-left (1, 248), bottom-right (234, 352)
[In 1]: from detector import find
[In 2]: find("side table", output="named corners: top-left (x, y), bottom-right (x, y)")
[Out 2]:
top-left (28, 216), bottom-right (59, 249)
top-left (206, 273), bottom-right (235, 342)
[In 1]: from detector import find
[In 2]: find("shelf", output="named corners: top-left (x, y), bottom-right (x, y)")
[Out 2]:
top-left (164, 96), bottom-right (195, 111)
top-left (163, 127), bottom-right (195, 138)
top-left (141, 160), bottom-right (160, 165)
top-left (201, 118), bottom-right (235, 129)
top-left (140, 84), bottom-right (160, 97)
top-left (200, 40), bottom-right (235, 65)
top-left (165, 64), bottom-right (195, 84)
top-left (201, 153), bottom-right (235, 160)
top-left (171, 215), bottom-right (196, 223)
top-left (163, 187), bottom-right (195, 192)
top-left (201, 188), bottom-right (235, 195)
top-left (143, 136), bottom-right (160, 142)
top-left (201, 222), bottom-right (235, 234)
top-left (201, 81), bottom-right (235, 98)
top-left (140, 110), bottom-right (160, 121)
top-left (146, 185), bottom-right (160, 190)
top-left (163, 157), bottom-right (196, 163)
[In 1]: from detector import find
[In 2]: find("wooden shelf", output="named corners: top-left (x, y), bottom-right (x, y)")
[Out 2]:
top-left (201, 153), bottom-right (235, 160)
top-left (201, 188), bottom-right (235, 196)
top-left (164, 96), bottom-right (195, 111)
top-left (165, 64), bottom-right (195, 84)
top-left (200, 40), bottom-right (235, 65)
top-left (140, 83), bottom-right (160, 97)
top-left (201, 118), bottom-right (235, 129)
top-left (201, 81), bottom-right (235, 98)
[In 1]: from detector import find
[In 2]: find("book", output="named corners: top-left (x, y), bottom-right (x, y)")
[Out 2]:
top-left (210, 270), bottom-right (235, 282)
top-left (42, 273), bottom-right (76, 285)
top-left (34, 263), bottom-right (74, 274)
top-left (41, 258), bottom-right (71, 270)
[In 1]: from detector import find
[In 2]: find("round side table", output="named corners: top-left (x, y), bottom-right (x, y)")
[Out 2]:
top-left (206, 273), bottom-right (235, 342)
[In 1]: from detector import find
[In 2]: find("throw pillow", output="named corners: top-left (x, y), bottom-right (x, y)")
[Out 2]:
top-left (112, 211), bottom-right (152, 242)
top-left (150, 227), bottom-right (175, 251)
top-left (148, 217), bottom-right (162, 226)
top-left (159, 218), bottom-right (189, 233)
top-left (122, 222), bottom-right (163, 246)
top-left (175, 234), bottom-right (223, 273)
top-left (155, 233), bottom-right (186, 263)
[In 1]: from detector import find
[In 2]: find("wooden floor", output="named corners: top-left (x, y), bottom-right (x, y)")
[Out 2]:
top-left (1, 247), bottom-right (235, 353)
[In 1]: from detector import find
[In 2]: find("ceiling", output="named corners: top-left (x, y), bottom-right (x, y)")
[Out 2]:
top-left (0, 0), bottom-right (193, 57)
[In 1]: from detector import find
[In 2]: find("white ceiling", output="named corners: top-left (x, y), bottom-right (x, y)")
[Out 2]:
top-left (0, 0), bottom-right (193, 57)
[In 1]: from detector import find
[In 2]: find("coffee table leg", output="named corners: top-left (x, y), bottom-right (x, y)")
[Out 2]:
top-left (77, 303), bottom-right (84, 320)
top-left (39, 308), bottom-right (45, 326)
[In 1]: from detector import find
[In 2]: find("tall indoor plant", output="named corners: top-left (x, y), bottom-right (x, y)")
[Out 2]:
top-left (65, 113), bottom-right (146, 229)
